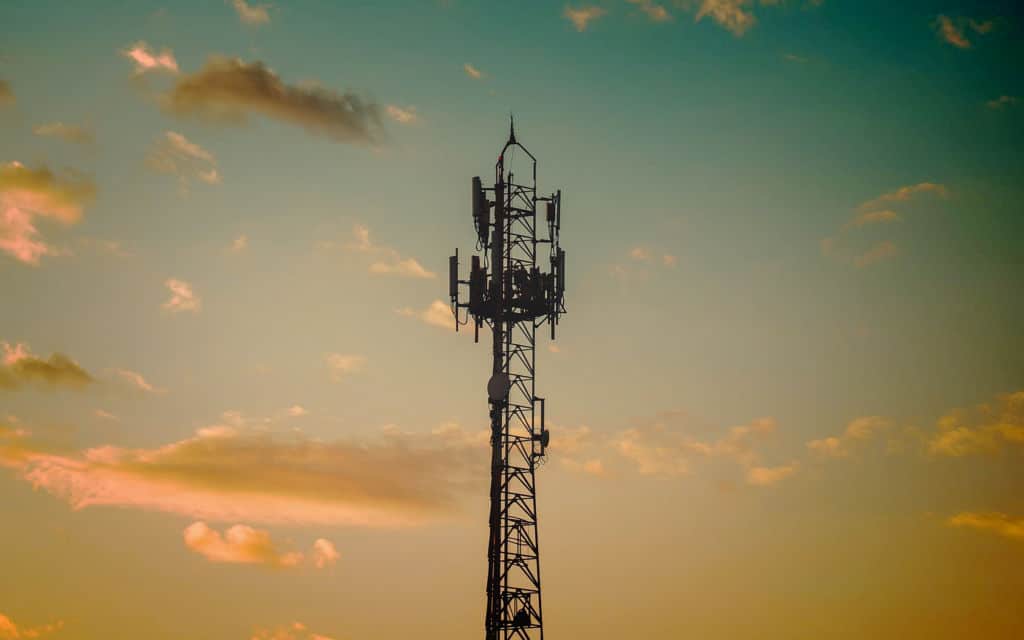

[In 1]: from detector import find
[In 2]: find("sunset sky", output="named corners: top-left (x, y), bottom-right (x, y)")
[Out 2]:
top-left (1, 0), bottom-right (1023, 638)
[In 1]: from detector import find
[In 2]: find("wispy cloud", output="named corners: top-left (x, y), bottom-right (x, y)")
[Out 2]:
top-left (852, 240), bottom-right (899, 268)
top-left (252, 622), bottom-right (337, 640)
top-left (0, 79), bottom-right (13, 106)
top-left (681, 0), bottom-right (822, 37)
top-left (695, 0), bottom-right (756, 36)
top-left (857, 182), bottom-right (948, 212)
top-left (613, 413), bottom-right (791, 484)
top-left (807, 416), bottom-right (889, 458)
top-left (0, 161), bottom-right (96, 265)
top-left (0, 612), bottom-right (64, 639)
top-left (109, 368), bottom-right (165, 394)
top-left (629, 245), bottom-right (677, 267)
top-left (228, 234), bottom-right (248, 253)
top-left (0, 341), bottom-right (93, 391)
top-left (164, 57), bottom-right (383, 145)
top-left (346, 224), bottom-right (435, 279)
top-left (986, 95), bottom-right (1019, 110)
top-left (325, 353), bottom-right (366, 382)
top-left (163, 278), bottom-right (201, 313)
top-left (823, 182), bottom-right (949, 268)
top-left (564, 5), bottom-right (608, 31)
top-left (948, 512), bottom-right (1024, 542)
top-left (230, 0), bottom-right (270, 26)
top-left (32, 122), bottom-right (94, 145)
top-left (746, 462), bottom-right (798, 486)
top-left (629, 0), bottom-right (671, 22)
top-left (928, 389), bottom-right (1024, 457)
top-left (385, 104), bottom-right (419, 124)
top-left (184, 521), bottom-right (303, 567)
top-left (120, 41), bottom-right (179, 74)
top-left (932, 15), bottom-right (995, 49)
top-left (396, 300), bottom-right (453, 330)
top-left (464, 63), bottom-right (484, 80)
top-left (147, 131), bottom-right (221, 190)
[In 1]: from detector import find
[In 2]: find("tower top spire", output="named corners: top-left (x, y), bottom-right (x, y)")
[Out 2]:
top-left (508, 113), bottom-right (517, 145)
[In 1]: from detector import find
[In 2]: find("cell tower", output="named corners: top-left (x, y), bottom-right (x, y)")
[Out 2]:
top-left (449, 118), bottom-right (566, 640)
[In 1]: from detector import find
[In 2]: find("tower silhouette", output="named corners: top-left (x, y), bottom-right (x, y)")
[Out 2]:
top-left (450, 119), bottom-right (566, 640)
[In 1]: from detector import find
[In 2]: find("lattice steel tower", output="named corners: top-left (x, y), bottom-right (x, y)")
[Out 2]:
top-left (449, 118), bottom-right (566, 640)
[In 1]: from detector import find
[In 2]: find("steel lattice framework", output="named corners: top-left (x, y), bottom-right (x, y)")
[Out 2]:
top-left (449, 120), bottom-right (566, 640)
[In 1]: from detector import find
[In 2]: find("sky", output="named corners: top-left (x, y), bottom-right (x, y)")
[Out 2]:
top-left (1, 0), bottom-right (1023, 638)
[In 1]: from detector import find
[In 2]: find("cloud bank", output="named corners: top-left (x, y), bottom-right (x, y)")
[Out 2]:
top-left (2, 424), bottom-right (485, 527)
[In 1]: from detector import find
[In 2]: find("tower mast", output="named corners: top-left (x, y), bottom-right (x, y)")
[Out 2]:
top-left (450, 119), bottom-right (567, 640)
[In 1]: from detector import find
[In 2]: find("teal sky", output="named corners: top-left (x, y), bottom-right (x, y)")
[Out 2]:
top-left (1, 1), bottom-right (1022, 639)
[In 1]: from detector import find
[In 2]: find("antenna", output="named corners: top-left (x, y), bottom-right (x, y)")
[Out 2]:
top-left (449, 121), bottom-right (567, 640)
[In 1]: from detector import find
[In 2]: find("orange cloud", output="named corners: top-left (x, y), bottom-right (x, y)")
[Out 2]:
top-left (231, 0), bottom-right (270, 26)
top-left (928, 390), bottom-right (1024, 457)
top-left (823, 182), bottom-right (948, 268)
top-left (564, 5), bottom-right (608, 32)
top-left (614, 412), bottom-right (782, 479)
top-left (385, 104), bottom-right (419, 124)
top-left (251, 621), bottom-right (337, 640)
top-left (629, 0), bottom-right (671, 22)
top-left (32, 122), bottom-right (94, 145)
top-left (932, 15), bottom-right (994, 50)
top-left (6, 424), bottom-right (483, 527)
top-left (312, 538), bottom-right (340, 568)
top-left (325, 353), bottom-right (366, 382)
top-left (396, 300), bottom-right (453, 330)
top-left (807, 416), bottom-right (889, 458)
top-left (746, 462), bottom-right (798, 486)
top-left (346, 224), bottom-right (436, 279)
top-left (0, 162), bottom-right (96, 265)
top-left (0, 342), bottom-right (93, 391)
top-left (164, 57), bottom-right (383, 145)
top-left (120, 41), bottom-right (179, 74)
top-left (948, 512), bottom-right (1024, 542)
top-left (148, 131), bottom-right (221, 190)
top-left (857, 182), bottom-right (949, 212)
top-left (183, 521), bottom-right (303, 567)
top-left (0, 80), bottom-right (13, 106)
top-left (163, 278), bottom-right (201, 313)
top-left (695, 0), bottom-right (755, 36)
top-left (108, 368), bottom-right (165, 393)
top-left (0, 612), bottom-right (64, 639)
top-left (986, 95), bottom-right (1019, 110)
